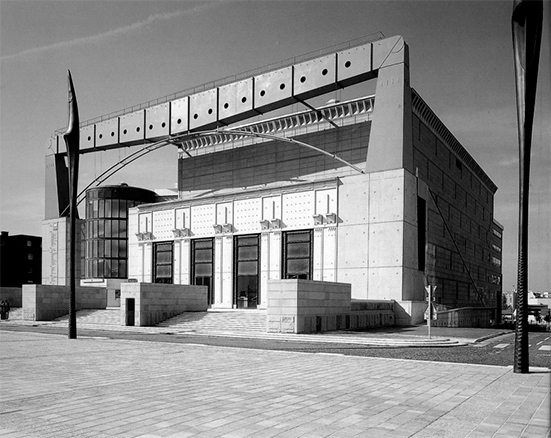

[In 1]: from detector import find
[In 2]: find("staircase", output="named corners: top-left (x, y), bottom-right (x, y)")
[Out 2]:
top-left (49, 308), bottom-right (266, 333)
top-left (2, 307), bottom-right (23, 320)
top-left (157, 309), bottom-right (267, 333)
top-left (54, 308), bottom-right (121, 326)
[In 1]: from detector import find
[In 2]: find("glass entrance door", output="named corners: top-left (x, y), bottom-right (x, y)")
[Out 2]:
top-left (234, 235), bottom-right (260, 309)
top-left (192, 238), bottom-right (214, 306)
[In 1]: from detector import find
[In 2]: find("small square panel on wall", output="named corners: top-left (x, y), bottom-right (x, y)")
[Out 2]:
top-left (234, 198), bottom-right (261, 232)
top-left (282, 191), bottom-right (314, 228)
top-left (190, 204), bottom-right (215, 236)
top-left (152, 210), bottom-right (174, 240)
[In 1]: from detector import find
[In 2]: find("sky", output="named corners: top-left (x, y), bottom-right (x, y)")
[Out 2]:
top-left (1, 0), bottom-right (550, 292)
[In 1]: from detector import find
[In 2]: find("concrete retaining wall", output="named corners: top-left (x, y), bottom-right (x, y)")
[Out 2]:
top-left (22, 285), bottom-right (107, 321)
top-left (267, 279), bottom-right (394, 333)
top-left (120, 282), bottom-right (208, 327)
top-left (0, 287), bottom-right (23, 307)
top-left (433, 307), bottom-right (495, 328)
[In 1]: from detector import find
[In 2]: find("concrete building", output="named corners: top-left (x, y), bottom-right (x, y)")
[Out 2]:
top-left (44, 35), bottom-right (503, 326)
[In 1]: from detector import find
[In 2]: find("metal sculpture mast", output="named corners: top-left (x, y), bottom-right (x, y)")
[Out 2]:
top-left (63, 70), bottom-right (80, 339)
top-left (511, 0), bottom-right (543, 373)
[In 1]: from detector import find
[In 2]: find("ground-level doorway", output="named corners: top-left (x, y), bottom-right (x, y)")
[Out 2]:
top-left (234, 234), bottom-right (260, 309)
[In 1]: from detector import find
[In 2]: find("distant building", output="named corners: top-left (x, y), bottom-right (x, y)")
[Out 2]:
top-left (0, 231), bottom-right (42, 287)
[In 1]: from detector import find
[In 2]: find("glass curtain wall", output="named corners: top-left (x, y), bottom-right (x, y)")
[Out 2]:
top-left (85, 185), bottom-right (155, 279)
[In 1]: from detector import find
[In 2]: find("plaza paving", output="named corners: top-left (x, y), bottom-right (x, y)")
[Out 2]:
top-left (0, 330), bottom-right (549, 438)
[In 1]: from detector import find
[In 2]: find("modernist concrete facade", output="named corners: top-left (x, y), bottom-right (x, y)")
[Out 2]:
top-left (44, 35), bottom-right (503, 326)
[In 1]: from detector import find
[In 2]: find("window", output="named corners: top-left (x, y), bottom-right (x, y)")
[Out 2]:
top-left (28, 254), bottom-right (33, 260)
top-left (192, 239), bottom-right (214, 305)
top-left (27, 240), bottom-right (32, 247)
top-left (234, 235), bottom-right (260, 309)
top-left (283, 230), bottom-right (312, 280)
top-left (153, 241), bottom-right (173, 284)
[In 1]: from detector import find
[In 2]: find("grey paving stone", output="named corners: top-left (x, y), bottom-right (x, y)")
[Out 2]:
top-left (0, 331), bottom-right (549, 438)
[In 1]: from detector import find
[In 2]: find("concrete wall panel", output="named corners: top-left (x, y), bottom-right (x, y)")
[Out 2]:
top-left (95, 118), bottom-right (119, 148)
top-left (218, 78), bottom-right (255, 125)
top-left (337, 44), bottom-right (374, 87)
top-left (369, 171), bottom-right (404, 223)
top-left (80, 125), bottom-right (95, 151)
top-left (294, 54), bottom-right (336, 100)
top-left (170, 96), bottom-right (189, 135)
top-left (189, 89), bottom-right (218, 130)
top-left (145, 103), bottom-right (170, 140)
top-left (119, 110), bottom-right (145, 145)
top-left (254, 67), bottom-right (294, 113)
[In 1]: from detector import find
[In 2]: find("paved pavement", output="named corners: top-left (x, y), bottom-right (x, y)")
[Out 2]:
top-left (1, 330), bottom-right (549, 437)
top-left (0, 312), bottom-right (516, 347)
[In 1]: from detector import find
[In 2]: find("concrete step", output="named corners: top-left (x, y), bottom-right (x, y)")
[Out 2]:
top-left (55, 308), bottom-right (120, 326)
top-left (157, 309), bottom-right (267, 333)
top-left (1, 307), bottom-right (22, 320)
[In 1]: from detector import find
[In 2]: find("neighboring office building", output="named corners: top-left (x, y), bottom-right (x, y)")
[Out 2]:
top-left (0, 231), bottom-right (42, 287)
top-left (44, 35), bottom-right (503, 325)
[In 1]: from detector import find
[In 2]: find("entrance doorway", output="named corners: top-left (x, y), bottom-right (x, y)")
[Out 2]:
top-left (192, 238), bottom-right (214, 306)
top-left (126, 298), bottom-right (135, 326)
top-left (234, 234), bottom-right (260, 309)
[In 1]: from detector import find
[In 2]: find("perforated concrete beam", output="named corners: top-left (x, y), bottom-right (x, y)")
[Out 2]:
top-left (145, 103), bottom-right (170, 140)
top-left (119, 110), bottom-right (145, 146)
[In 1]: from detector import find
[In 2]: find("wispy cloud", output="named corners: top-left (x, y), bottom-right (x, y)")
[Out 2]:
top-left (1, 2), bottom-right (221, 62)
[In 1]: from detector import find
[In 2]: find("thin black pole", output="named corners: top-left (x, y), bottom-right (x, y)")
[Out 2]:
top-left (63, 70), bottom-right (80, 339)
top-left (511, 0), bottom-right (543, 373)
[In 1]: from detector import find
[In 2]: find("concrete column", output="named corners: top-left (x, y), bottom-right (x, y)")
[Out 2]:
top-left (367, 36), bottom-right (413, 174)
top-left (260, 232), bottom-right (270, 308)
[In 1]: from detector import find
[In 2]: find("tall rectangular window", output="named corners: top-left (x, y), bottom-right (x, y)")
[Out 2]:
top-left (153, 241), bottom-right (173, 284)
top-left (283, 230), bottom-right (312, 280)
top-left (192, 238), bottom-right (214, 305)
top-left (234, 235), bottom-right (260, 309)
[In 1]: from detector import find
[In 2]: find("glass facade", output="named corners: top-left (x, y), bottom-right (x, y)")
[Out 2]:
top-left (85, 184), bottom-right (155, 279)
